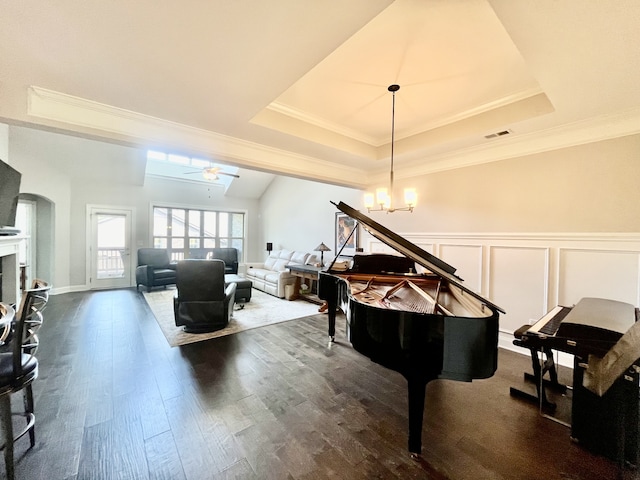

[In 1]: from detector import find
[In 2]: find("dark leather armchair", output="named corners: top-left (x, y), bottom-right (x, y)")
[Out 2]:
top-left (210, 248), bottom-right (239, 274)
top-left (173, 259), bottom-right (236, 333)
top-left (135, 248), bottom-right (177, 292)
top-left (187, 247), bottom-right (239, 274)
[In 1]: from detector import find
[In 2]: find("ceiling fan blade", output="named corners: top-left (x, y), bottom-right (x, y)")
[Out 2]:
top-left (181, 166), bottom-right (238, 180)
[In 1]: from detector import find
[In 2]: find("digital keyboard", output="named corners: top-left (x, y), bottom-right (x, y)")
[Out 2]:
top-left (517, 298), bottom-right (636, 356)
top-left (526, 305), bottom-right (571, 336)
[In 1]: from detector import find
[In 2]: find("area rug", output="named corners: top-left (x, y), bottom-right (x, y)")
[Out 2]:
top-left (143, 287), bottom-right (320, 347)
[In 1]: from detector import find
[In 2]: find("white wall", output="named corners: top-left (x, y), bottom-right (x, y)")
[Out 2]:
top-left (70, 176), bottom-right (260, 287)
top-left (9, 127), bottom-right (72, 291)
top-left (258, 133), bottom-right (640, 365)
top-left (258, 134), bottom-right (640, 259)
top-left (7, 115), bottom-right (640, 337)
top-left (0, 123), bottom-right (8, 161)
top-left (377, 134), bottom-right (640, 234)
top-left (7, 125), bottom-right (261, 292)
top-left (258, 176), bottom-right (362, 262)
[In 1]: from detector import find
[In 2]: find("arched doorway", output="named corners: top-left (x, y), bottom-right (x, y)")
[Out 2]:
top-left (17, 193), bottom-right (54, 288)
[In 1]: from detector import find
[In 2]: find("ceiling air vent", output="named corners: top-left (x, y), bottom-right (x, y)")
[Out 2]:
top-left (484, 129), bottom-right (512, 139)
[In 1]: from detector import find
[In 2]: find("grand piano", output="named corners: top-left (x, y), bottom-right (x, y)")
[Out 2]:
top-left (318, 201), bottom-right (505, 456)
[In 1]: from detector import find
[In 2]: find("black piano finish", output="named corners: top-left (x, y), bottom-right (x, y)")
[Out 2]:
top-left (318, 201), bottom-right (504, 455)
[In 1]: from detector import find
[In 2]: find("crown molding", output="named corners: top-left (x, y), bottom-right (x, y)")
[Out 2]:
top-left (266, 102), bottom-right (378, 145)
top-left (26, 86), bottom-right (370, 189)
top-left (267, 87), bottom-right (545, 146)
top-left (395, 106), bottom-right (640, 180)
top-left (26, 86), bottom-right (640, 189)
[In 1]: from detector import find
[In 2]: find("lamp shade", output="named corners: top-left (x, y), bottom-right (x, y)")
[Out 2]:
top-left (404, 188), bottom-right (417, 206)
top-left (314, 242), bottom-right (331, 252)
top-left (266, 242), bottom-right (273, 252)
top-left (314, 242), bottom-right (331, 266)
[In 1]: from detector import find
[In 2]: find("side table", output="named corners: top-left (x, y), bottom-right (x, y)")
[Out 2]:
top-left (287, 264), bottom-right (323, 305)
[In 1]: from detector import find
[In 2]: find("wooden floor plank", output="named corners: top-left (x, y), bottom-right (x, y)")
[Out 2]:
top-left (144, 430), bottom-right (186, 480)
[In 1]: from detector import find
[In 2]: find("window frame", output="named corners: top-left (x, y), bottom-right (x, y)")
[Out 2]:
top-left (151, 204), bottom-right (246, 262)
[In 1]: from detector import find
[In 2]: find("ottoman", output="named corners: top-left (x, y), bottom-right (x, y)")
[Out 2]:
top-left (225, 274), bottom-right (252, 302)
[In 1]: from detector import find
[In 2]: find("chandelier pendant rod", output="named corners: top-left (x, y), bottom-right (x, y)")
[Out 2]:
top-left (388, 84), bottom-right (399, 213)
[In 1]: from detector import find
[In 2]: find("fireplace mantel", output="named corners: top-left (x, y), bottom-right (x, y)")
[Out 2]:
top-left (0, 235), bottom-right (23, 305)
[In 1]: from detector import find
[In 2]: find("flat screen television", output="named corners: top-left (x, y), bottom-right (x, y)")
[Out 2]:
top-left (0, 158), bottom-right (22, 235)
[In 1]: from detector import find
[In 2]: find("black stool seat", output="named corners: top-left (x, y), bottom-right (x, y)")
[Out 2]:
top-left (0, 353), bottom-right (37, 383)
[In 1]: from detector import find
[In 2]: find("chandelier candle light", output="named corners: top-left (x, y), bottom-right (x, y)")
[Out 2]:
top-left (364, 84), bottom-right (417, 213)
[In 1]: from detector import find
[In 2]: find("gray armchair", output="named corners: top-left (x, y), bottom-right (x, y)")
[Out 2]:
top-left (173, 259), bottom-right (236, 333)
top-left (135, 248), bottom-right (177, 292)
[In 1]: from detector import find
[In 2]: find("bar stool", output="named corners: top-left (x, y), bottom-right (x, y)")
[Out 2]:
top-left (0, 280), bottom-right (50, 480)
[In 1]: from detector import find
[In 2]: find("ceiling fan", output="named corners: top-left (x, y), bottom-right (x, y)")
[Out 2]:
top-left (184, 166), bottom-right (240, 181)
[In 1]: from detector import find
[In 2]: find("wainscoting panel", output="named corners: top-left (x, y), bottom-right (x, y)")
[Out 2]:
top-left (368, 239), bottom-right (390, 254)
top-left (488, 246), bottom-right (550, 334)
top-left (438, 244), bottom-right (483, 294)
top-left (558, 248), bottom-right (640, 306)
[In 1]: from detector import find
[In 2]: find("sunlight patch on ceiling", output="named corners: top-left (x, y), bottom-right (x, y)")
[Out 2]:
top-left (145, 150), bottom-right (239, 191)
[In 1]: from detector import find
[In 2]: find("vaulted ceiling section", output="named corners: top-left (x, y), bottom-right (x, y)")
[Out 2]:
top-left (1, 0), bottom-right (639, 190)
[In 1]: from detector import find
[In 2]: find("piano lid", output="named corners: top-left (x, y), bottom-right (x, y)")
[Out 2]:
top-left (332, 201), bottom-right (505, 314)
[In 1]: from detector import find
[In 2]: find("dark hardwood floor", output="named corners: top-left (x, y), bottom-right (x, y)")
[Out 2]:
top-left (2, 288), bottom-right (635, 479)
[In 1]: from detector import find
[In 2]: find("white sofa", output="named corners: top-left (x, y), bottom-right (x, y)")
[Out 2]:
top-left (245, 249), bottom-right (318, 298)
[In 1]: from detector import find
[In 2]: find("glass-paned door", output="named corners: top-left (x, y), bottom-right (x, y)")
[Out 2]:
top-left (89, 207), bottom-right (133, 289)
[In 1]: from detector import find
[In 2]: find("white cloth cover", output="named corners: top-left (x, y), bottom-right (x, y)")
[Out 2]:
top-left (583, 318), bottom-right (640, 396)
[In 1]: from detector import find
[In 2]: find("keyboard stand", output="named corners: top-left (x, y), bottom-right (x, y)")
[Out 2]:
top-left (509, 324), bottom-right (569, 419)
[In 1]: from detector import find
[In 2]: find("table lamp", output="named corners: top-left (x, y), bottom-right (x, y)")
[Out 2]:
top-left (314, 242), bottom-right (331, 265)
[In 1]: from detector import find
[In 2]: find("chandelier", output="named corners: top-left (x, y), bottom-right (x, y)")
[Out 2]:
top-left (364, 84), bottom-right (417, 213)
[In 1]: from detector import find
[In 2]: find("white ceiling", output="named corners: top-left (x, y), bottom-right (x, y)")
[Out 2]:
top-left (1, 0), bottom-right (639, 195)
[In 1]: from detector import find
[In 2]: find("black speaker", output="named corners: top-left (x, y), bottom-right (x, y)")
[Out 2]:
top-left (572, 355), bottom-right (639, 467)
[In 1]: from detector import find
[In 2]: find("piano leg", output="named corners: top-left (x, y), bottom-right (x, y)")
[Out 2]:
top-left (407, 375), bottom-right (437, 456)
top-left (407, 377), bottom-right (426, 455)
top-left (326, 298), bottom-right (337, 341)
